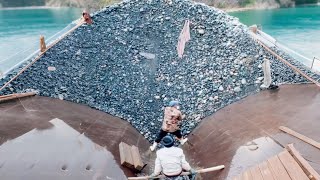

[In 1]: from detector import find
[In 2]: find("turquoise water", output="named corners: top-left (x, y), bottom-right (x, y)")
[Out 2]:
top-left (229, 5), bottom-right (320, 60)
top-left (1, 7), bottom-right (319, 67)
top-left (0, 8), bottom-right (81, 61)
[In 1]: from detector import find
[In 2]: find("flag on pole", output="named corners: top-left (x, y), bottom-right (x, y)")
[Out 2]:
top-left (177, 20), bottom-right (191, 58)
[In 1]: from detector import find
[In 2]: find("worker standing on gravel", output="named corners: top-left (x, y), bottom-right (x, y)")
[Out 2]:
top-left (150, 101), bottom-right (188, 151)
top-left (150, 136), bottom-right (196, 179)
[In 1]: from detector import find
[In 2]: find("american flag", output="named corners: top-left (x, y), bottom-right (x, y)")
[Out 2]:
top-left (177, 20), bottom-right (191, 58)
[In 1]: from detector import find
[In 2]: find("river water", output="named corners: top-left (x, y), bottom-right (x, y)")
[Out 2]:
top-left (0, 8), bottom-right (81, 61)
top-left (0, 6), bottom-right (319, 69)
top-left (229, 5), bottom-right (320, 60)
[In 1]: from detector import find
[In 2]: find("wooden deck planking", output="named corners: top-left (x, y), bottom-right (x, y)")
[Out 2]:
top-left (259, 161), bottom-right (275, 180)
top-left (241, 170), bottom-right (253, 180)
top-left (267, 155), bottom-right (291, 180)
top-left (232, 145), bottom-right (319, 180)
top-left (249, 166), bottom-right (264, 180)
top-left (278, 150), bottom-right (309, 180)
top-left (286, 144), bottom-right (320, 180)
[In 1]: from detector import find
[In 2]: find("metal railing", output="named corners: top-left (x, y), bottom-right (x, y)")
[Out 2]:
top-left (252, 29), bottom-right (320, 73)
top-left (0, 19), bottom-right (81, 79)
top-left (311, 57), bottom-right (320, 70)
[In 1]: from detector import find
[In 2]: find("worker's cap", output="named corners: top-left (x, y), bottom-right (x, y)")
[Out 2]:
top-left (162, 135), bottom-right (174, 147)
top-left (169, 100), bottom-right (180, 107)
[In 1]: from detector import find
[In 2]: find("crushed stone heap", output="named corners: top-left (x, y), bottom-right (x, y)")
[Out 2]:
top-left (0, 0), bottom-right (310, 141)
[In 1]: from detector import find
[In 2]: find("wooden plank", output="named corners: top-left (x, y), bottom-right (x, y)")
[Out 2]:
top-left (250, 166), bottom-right (264, 180)
top-left (286, 144), bottom-right (320, 180)
top-left (259, 161), bottom-right (275, 180)
top-left (130, 145), bottom-right (144, 171)
top-left (267, 155), bottom-right (291, 180)
top-left (241, 170), bottom-right (253, 180)
top-left (128, 165), bottom-right (225, 180)
top-left (0, 92), bottom-right (36, 103)
top-left (0, 94), bottom-right (15, 98)
top-left (119, 142), bottom-right (126, 165)
top-left (278, 150), bottom-right (309, 180)
top-left (119, 142), bottom-right (134, 168)
top-left (279, 126), bottom-right (320, 150)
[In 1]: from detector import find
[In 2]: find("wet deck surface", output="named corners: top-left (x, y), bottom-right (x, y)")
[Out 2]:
top-left (184, 84), bottom-right (320, 179)
top-left (1, 84), bottom-right (320, 179)
top-left (0, 96), bottom-right (151, 179)
top-left (0, 118), bottom-right (127, 180)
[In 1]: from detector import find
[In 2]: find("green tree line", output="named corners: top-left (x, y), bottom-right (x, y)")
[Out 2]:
top-left (294, 0), bottom-right (318, 4)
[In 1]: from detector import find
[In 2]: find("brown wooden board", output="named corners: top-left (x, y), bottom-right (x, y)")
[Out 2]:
top-left (279, 126), bottom-right (320, 150)
top-left (119, 142), bottom-right (134, 168)
top-left (249, 166), bottom-right (264, 180)
top-left (278, 150), bottom-right (309, 180)
top-left (0, 92), bottom-right (36, 103)
top-left (259, 161), bottom-right (275, 180)
top-left (267, 155), bottom-right (291, 180)
top-left (286, 144), bottom-right (320, 180)
top-left (128, 165), bottom-right (225, 180)
top-left (131, 145), bottom-right (144, 171)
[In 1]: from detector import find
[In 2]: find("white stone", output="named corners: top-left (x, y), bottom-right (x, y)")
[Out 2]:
top-left (197, 29), bottom-right (205, 35)
top-left (139, 52), bottom-right (156, 59)
top-left (218, 85), bottom-right (224, 91)
top-left (257, 77), bottom-right (264, 81)
top-left (58, 94), bottom-right (64, 100)
top-left (234, 86), bottom-right (241, 92)
top-left (241, 78), bottom-right (247, 84)
top-left (48, 66), bottom-right (56, 71)
top-left (154, 96), bottom-right (161, 99)
top-left (75, 49), bottom-right (81, 56)
top-left (260, 84), bottom-right (268, 89)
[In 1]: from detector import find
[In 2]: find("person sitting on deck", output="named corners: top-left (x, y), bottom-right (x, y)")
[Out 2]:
top-left (150, 101), bottom-right (188, 151)
top-left (150, 135), bottom-right (196, 179)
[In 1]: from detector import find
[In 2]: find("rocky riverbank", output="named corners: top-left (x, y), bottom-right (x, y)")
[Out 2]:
top-left (0, 0), bottom-right (314, 142)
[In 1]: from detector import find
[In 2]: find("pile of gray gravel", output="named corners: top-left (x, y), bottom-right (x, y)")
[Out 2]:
top-left (0, 0), bottom-right (313, 141)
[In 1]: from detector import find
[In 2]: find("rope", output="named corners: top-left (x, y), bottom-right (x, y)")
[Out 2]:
top-left (0, 21), bottom-right (85, 92)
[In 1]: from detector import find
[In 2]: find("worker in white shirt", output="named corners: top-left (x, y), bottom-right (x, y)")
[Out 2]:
top-left (150, 135), bottom-right (196, 179)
